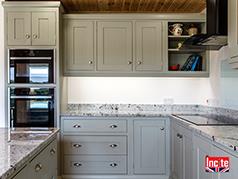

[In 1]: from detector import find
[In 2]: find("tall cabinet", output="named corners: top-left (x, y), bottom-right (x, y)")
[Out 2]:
top-left (3, 1), bottom-right (62, 128)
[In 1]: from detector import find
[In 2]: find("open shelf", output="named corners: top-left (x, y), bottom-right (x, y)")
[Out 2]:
top-left (167, 21), bottom-right (208, 75)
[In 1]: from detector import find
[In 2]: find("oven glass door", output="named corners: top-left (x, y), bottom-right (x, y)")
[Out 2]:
top-left (10, 88), bottom-right (54, 127)
top-left (10, 59), bottom-right (54, 84)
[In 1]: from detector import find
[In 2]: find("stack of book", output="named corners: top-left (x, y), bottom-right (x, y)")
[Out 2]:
top-left (181, 54), bottom-right (202, 71)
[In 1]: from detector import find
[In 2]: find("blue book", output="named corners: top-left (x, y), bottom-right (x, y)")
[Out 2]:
top-left (191, 56), bottom-right (199, 71)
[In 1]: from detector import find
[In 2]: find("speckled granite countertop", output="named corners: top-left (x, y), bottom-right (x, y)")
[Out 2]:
top-left (0, 128), bottom-right (59, 179)
top-left (62, 104), bottom-right (238, 154)
top-left (171, 116), bottom-right (238, 154)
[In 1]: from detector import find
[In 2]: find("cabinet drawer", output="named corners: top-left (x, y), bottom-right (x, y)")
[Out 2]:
top-left (63, 135), bottom-right (127, 155)
top-left (64, 155), bottom-right (127, 174)
top-left (63, 119), bottom-right (127, 133)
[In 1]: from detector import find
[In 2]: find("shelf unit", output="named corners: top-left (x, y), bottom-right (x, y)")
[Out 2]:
top-left (167, 21), bottom-right (209, 77)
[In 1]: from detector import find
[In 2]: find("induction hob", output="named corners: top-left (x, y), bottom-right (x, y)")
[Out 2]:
top-left (173, 114), bottom-right (238, 126)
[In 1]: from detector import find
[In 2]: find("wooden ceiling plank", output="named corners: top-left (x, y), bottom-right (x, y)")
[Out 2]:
top-left (6, 0), bottom-right (207, 13)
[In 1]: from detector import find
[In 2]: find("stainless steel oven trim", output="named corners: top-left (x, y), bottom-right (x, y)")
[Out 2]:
top-left (10, 96), bottom-right (52, 99)
top-left (10, 96), bottom-right (53, 99)
top-left (10, 57), bottom-right (52, 60)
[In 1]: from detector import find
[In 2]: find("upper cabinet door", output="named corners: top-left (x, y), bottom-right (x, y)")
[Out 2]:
top-left (7, 12), bottom-right (31, 46)
top-left (97, 21), bottom-right (133, 71)
top-left (64, 20), bottom-right (94, 72)
top-left (134, 119), bottom-right (166, 174)
top-left (31, 12), bottom-right (56, 46)
top-left (135, 21), bottom-right (163, 72)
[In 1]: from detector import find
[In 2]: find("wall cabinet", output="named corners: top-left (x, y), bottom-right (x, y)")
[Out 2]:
top-left (64, 20), bottom-right (95, 73)
top-left (63, 14), bottom-right (207, 77)
top-left (135, 21), bottom-right (163, 72)
top-left (11, 139), bottom-right (57, 179)
top-left (228, 0), bottom-right (238, 68)
top-left (97, 21), bottom-right (133, 71)
top-left (171, 121), bottom-right (193, 179)
top-left (7, 11), bottom-right (56, 46)
top-left (134, 119), bottom-right (166, 174)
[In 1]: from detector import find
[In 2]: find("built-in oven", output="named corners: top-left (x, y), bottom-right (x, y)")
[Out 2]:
top-left (9, 87), bottom-right (55, 127)
top-left (9, 49), bottom-right (54, 84)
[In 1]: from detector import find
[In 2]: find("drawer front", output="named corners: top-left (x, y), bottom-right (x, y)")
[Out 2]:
top-left (64, 135), bottom-right (127, 155)
top-left (63, 119), bottom-right (127, 133)
top-left (64, 155), bottom-right (127, 174)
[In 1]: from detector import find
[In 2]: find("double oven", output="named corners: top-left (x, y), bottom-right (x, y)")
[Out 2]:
top-left (8, 49), bottom-right (55, 127)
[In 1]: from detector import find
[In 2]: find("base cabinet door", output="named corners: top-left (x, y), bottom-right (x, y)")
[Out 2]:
top-left (171, 123), bottom-right (183, 179)
top-left (64, 20), bottom-right (94, 73)
top-left (97, 21), bottom-right (133, 71)
top-left (28, 140), bottom-right (57, 179)
top-left (212, 145), bottom-right (238, 179)
top-left (193, 135), bottom-right (215, 179)
top-left (135, 21), bottom-right (163, 72)
top-left (7, 12), bottom-right (31, 46)
top-left (171, 122), bottom-right (193, 179)
top-left (134, 119), bottom-right (166, 174)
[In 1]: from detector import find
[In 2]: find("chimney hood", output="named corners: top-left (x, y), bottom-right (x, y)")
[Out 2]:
top-left (182, 0), bottom-right (227, 50)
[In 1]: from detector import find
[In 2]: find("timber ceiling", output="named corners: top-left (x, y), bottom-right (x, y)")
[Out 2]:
top-left (7, 0), bottom-right (206, 13)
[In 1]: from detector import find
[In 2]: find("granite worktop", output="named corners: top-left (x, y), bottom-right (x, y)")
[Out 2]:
top-left (62, 103), bottom-right (238, 154)
top-left (61, 104), bottom-right (213, 117)
top-left (0, 128), bottom-right (59, 179)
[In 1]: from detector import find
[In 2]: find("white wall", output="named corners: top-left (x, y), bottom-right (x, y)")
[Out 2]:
top-left (0, 0), bottom-right (5, 127)
top-left (68, 77), bottom-right (214, 105)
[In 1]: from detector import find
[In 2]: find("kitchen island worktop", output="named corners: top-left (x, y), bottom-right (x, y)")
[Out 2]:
top-left (0, 128), bottom-right (59, 179)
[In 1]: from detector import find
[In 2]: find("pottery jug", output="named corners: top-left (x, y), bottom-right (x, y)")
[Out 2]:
top-left (187, 24), bottom-right (198, 36)
top-left (169, 23), bottom-right (183, 36)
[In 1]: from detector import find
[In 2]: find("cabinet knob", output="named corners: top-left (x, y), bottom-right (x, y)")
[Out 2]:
top-left (110, 125), bottom-right (118, 129)
top-left (73, 163), bottom-right (82, 167)
top-left (128, 61), bottom-right (132, 65)
top-left (25, 34), bottom-right (30, 39)
top-left (160, 127), bottom-right (165, 131)
top-left (110, 163), bottom-right (118, 167)
top-left (35, 163), bottom-right (43, 172)
top-left (33, 34), bottom-right (38, 39)
top-left (177, 133), bottom-right (183, 139)
top-left (89, 60), bottom-right (93, 64)
top-left (73, 124), bottom-right (81, 128)
top-left (137, 61), bottom-right (142, 65)
top-left (50, 148), bottom-right (56, 155)
top-left (110, 144), bottom-right (118, 148)
top-left (73, 144), bottom-right (82, 148)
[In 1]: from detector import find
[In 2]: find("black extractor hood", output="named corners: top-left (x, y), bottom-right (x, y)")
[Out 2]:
top-left (182, 0), bottom-right (227, 50)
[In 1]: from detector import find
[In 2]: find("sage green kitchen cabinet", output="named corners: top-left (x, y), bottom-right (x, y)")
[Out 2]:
top-left (171, 121), bottom-right (193, 179)
top-left (133, 119), bottom-right (166, 174)
top-left (228, 0), bottom-right (238, 68)
top-left (6, 11), bottom-right (56, 46)
top-left (7, 12), bottom-right (31, 46)
top-left (11, 165), bottom-right (29, 179)
top-left (64, 20), bottom-right (95, 73)
top-left (193, 134), bottom-right (214, 179)
top-left (97, 21), bottom-right (133, 71)
top-left (212, 145), bottom-right (238, 179)
top-left (31, 12), bottom-right (56, 46)
top-left (135, 21), bottom-right (163, 72)
top-left (11, 139), bottom-right (57, 179)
